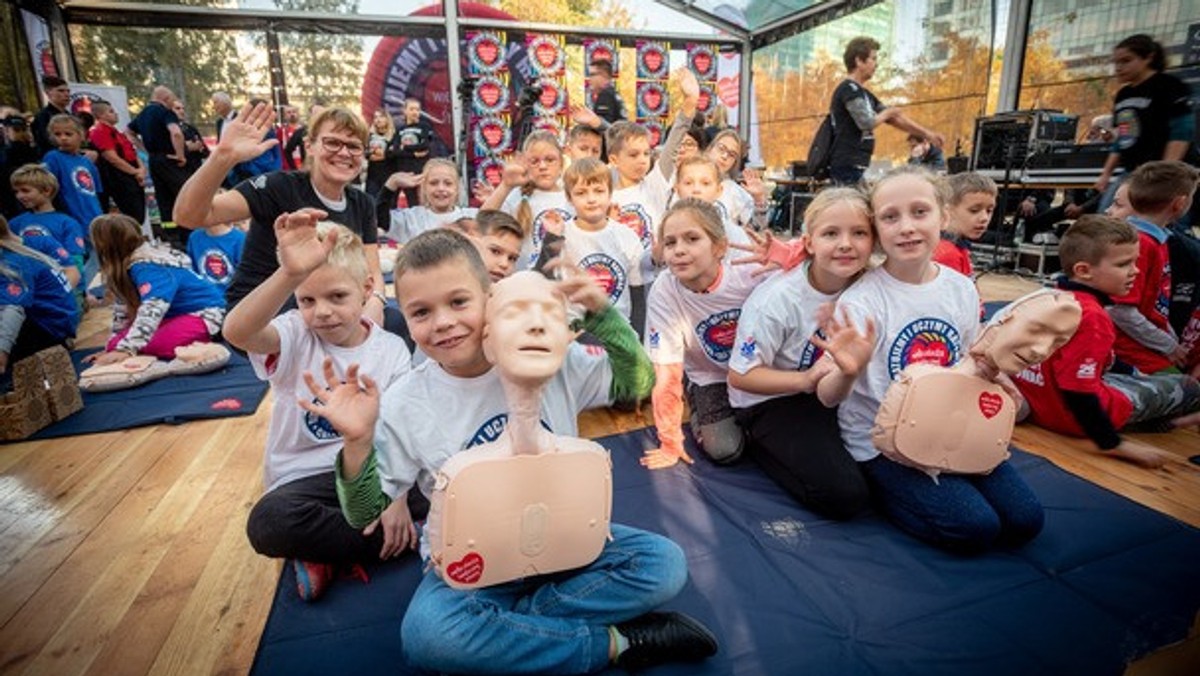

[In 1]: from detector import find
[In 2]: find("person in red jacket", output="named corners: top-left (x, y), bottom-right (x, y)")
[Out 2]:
top-left (1012, 215), bottom-right (1200, 469)
top-left (1109, 160), bottom-right (1197, 373)
top-left (933, 172), bottom-right (996, 278)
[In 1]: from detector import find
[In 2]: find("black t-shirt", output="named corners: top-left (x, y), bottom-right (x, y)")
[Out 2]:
top-left (829, 79), bottom-right (885, 171)
top-left (129, 101), bottom-right (181, 154)
top-left (1113, 72), bottom-right (1193, 171)
top-left (394, 120), bottom-right (435, 164)
top-left (591, 84), bottom-right (627, 125)
top-left (227, 170), bottom-right (377, 308)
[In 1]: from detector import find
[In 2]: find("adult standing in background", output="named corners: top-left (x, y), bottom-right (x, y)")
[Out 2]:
top-left (211, 91), bottom-right (236, 139)
top-left (0, 107), bottom-right (39, 218)
top-left (586, 58), bottom-right (627, 127)
top-left (279, 105), bottom-right (303, 170)
top-left (828, 37), bottom-right (944, 185)
top-left (283, 102), bottom-right (325, 172)
top-left (129, 86), bottom-right (189, 243)
top-left (31, 76), bottom-right (71, 156)
top-left (365, 108), bottom-right (400, 197)
top-left (1095, 34), bottom-right (1195, 209)
top-left (172, 98), bottom-right (209, 173)
top-left (393, 98), bottom-right (436, 207)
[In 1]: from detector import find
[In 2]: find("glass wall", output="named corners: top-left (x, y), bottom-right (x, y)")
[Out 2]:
top-left (1019, 0), bottom-right (1200, 131)
top-left (752, 0), bottom-right (995, 172)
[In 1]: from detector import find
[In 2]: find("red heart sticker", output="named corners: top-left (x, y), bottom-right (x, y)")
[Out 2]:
top-left (138, 282), bottom-right (152, 296)
top-left (693, 52), bottom-right (712, 76)
top-left (717, 76), bottom-right (739, 108)
top-left (593, 47), bottom-right (611, 63)
top-left (446, 552), bottom-right (484, 584)
top-left (482, 124), bottom-right (503, 147)
top-left (697, 88), bottom-right (711, 112)
top-left (906, 337), bottom-right (951, 367)
top-left (644, 50), bottom-right (663, 73)
top-left (536, 43), bottom-right (558, 68)
top-left (647, 125), bottom-right (662, 146)
top-left (477, 82), bottom-right (501, 107)
top-left (483, 164), bottom-right (503, 186)
top-left (978, 392), bottom-right (1004, 419)
top-left (642, 88), bottom-right (662, 111)
top-left (476, 41), bottom-right (498, 65)
top-left (211, 398), bottom-right (242, 411)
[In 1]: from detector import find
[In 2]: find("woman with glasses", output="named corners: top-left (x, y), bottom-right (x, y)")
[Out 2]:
top-left (174, 102), bottom-right (386, 321)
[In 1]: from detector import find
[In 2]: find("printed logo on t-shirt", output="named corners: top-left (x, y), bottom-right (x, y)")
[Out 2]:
top-left (1015, 363), bottom-right (1044, 387)
top-left (648, 327), bottom-right (661, 349)
top-left (694, 309), bottom-right (740, 363)
top-left (5, 281), bottom-right (24, 298)
top-left (738, 335), bottom-right (757, 360)
top-left (75, 236), bottom-right (85, 250)
top-left (465, 413), bottom-right (552, 448)
top-left (18, 225), bottom-right (51, 239)
top-left (887, 317), bottom-right (961, 379)
top-left (138, 282), bottom-right (152, 297)
top-left (1114, 108), bottom-right (1141, 150)
top-left (578, 252), bottom-right (627, 303)
top-left (1076, 358), bottom-right (1098, 380)
top-left (797, 329), bottom-right (827, 370)
top-left (72, 167), bottom-right (96, 195)
top-left (304, 401), bottom-right (342, 441)
top-left (1155, 262), bottom-right (1171, 319)
top-left (201, 248), bottom-right (234, 284)
top-left (532, 207), bottom-right (571, 250)
top-left (616, 204), bottom-right (653, 249)
top-left (51, 268), bottom-right (71, 293)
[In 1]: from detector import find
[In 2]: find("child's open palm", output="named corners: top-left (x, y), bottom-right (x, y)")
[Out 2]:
top-left (298, 359), bottom-right (380, 445)
top-left (274, 209), bottom-right (335, 277)
top-left (812, 307), bottom-right (877, 377)
top-left (218, 102), bottom-right (279, 163)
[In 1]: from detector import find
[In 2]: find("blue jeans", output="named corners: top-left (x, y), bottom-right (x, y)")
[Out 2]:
top-left (860, 456), bottom-right (1044, 554)
top-left (401, 524), bottom-right (688, 675)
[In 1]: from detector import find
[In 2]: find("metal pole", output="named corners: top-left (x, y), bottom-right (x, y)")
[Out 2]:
top-left (443, 0), bottom-right (467, 203)
top-left (996, 0), bottom-right (1032, 113)
top-left (738, 38), bottom-right (752, 136)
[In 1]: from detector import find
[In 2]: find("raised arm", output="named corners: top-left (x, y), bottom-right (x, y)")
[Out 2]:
top-left (174, 102), bottom-right (278, 229)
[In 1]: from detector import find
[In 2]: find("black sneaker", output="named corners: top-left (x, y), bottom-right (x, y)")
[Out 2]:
top-left (615, 611), bottom-right (718, 670)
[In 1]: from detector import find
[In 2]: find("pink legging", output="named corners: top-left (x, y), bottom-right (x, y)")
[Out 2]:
top-left (106, 314), bottom-right (212, 359)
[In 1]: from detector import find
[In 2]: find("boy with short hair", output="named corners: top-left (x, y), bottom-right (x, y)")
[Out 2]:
top-left (9, 164), bottom-right (87, 277)
top-left (470, 209), bottom-right (523, 282)
top-left (222, 209), bottom-right (412, 601)
top-left (42, 114), bottom-right (104, 231)
top-left (673, 156), bottom-right (753, 247)
top-left (186, 219), bottom-right (247, 291)
top-left (934, 172), bottom-right (997, 278)
top-left (88, 100), bottom-right (146, 223)
top-left (1012, 215), bottom-right (1200, 469)
top-left (561, 157), bottom-right (644, 323)
top-left (310, 228), bottom-right (715, 674)
top-left (1109, 160), bottom-right (1197, 373)
top-left (565, 124), bottom-right (603, 162)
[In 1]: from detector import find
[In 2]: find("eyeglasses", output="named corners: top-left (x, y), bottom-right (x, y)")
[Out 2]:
top-left (318, 136), bottom-right (366, 156)
top-left (680, 138), bottom-right (700, 149)
top-left (711, 144), bottom-right (739, 161)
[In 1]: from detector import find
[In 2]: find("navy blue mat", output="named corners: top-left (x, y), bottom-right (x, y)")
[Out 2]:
top-left (22, 347), bottom-right (268, 440)
top-left (251, 429), bottom-right (1200, 676)
top-left (982, 300), bottom-right (1007, 322)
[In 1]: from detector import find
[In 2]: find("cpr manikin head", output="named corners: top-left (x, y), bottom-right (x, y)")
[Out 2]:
top-left (482, 271), bottom-right (573, 387)
top-left (970, 289), bottom-right (1082, 374)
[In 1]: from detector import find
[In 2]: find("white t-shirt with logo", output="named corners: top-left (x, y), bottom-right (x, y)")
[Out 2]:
top-left (611, 170), bottom-right (671, 284)
top-left (562, 218), bottom-right (645, 322)
top-left (645, 260), bottom-right (763, 387)
top-left (387, 206), bottom-right (478, 244)
top-left (249, 310), bottom-right (412, 492)
top-left (373, 344), bottom-right (613, 500)
top-left (501, 188), bottom-right (574, 269)
top-left (727, 263), bottom-right (838, 408)
top-left (835, 265), bottom-right (980, 462)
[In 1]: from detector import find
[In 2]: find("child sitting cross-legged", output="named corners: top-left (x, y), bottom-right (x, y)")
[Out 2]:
top-left (1013, 214), bottom-right (1200, 469)
top-left (309, 229), bottom-right (717, 674)
top-left (222, 209), bottom-right (412, 601)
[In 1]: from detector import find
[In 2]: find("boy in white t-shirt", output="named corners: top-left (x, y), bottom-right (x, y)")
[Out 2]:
top-left (561, 157), bottom-right (645, 324)
top-left (223, 210), bottom-right (412, 601)
top-left (303, 229), bottom-right (716, 673)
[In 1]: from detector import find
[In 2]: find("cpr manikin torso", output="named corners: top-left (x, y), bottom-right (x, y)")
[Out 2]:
top-left (425, 271), bottom-right (612, 589)
top-left (873, 289), bottom-right (1082, 477)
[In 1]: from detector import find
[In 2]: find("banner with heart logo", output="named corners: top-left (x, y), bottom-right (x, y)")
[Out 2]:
top-left (641, 118), bottom-right (666, 148)
top-left (583, 38), bottom-right (621, 113)
top-left (636, 81), bottom-right (668, 118)
top-left (528, 34), bottom-right (565, 77)
top-left (473, 116), bottom-right (513, 155)
top-left (473, 74), bottom-right (510, 116)
top-left (636, 40), bottom-right (669, 80)
top-left (696, 83), bottom-right (717, 115)
top-left (476, 156), bottom-right (505, 188)
top-left (525, 34), bottom-right (569, 139)
top-left (467, 31), bottom-right (506, 75)
top-left (687, 43), bottom-right (717, 81)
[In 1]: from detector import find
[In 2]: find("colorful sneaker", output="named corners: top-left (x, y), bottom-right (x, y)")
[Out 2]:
top-left (292, 559), bottom-right (335, 602)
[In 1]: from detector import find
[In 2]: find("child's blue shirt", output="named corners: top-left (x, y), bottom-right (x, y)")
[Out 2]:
top-left (42, 151), bottom-right (104, 232)
top-left (129, 261), bottom-right (226, 318)
top-left (186, 228), bottom-right (246, 289)
top-left (9, 210), bottom-right (87, 257)
top-left (0, 248), bottom-right (80, 340)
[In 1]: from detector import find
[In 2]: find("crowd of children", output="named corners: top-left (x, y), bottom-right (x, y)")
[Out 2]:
top-left (4, 69), bottom-right (1200, 676)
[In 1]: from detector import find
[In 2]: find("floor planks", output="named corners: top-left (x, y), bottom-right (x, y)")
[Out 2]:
top-left (1, 273), bottom-right (1198, 675)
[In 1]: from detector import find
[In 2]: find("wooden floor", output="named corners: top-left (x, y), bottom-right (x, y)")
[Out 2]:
top-left (2, 272), bottom-right (1198, 676)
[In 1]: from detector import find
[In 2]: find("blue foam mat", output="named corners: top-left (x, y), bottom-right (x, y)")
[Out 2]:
top-left (23, 347), bottom-right (268, 440)
top-left (251, 429), bottom-right (1200, 676)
